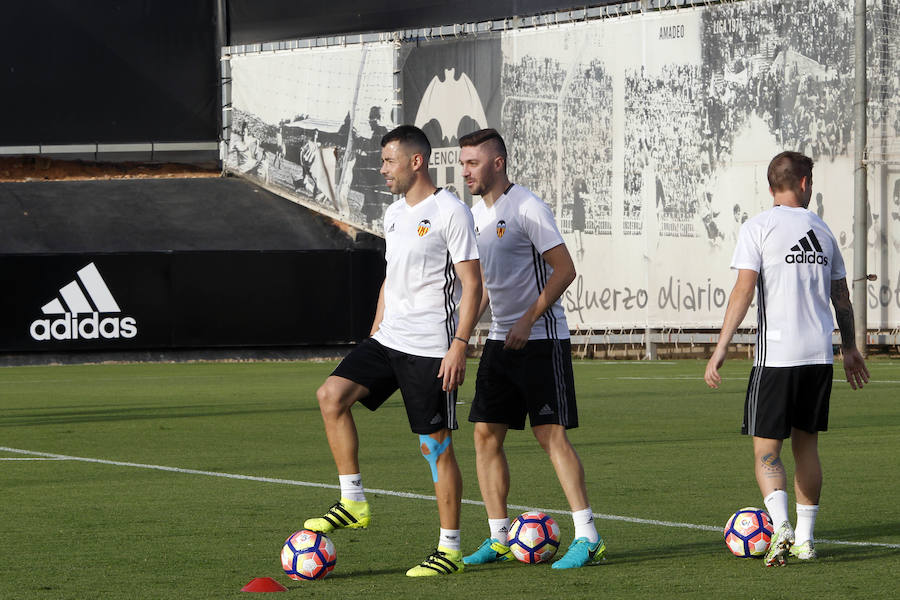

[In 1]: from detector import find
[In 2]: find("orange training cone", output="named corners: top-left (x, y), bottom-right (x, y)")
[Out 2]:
top-left (240, 577), bottom-right (288, 592)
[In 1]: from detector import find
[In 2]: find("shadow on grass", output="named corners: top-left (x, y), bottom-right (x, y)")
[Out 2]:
top-left (811, 545), bottom-right (900, 564)
top-left (0, 403), bottom-right (323, 427)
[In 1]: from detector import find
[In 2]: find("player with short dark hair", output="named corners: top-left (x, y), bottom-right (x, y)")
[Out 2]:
top-left (457, 128), bottom-right (606, 570)
top-left (304, 124), bottom-right (482, 577)
top-left (705, 150), bottom-right (869, 565)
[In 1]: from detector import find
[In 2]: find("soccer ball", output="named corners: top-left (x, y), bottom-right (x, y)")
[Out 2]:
top-left (724, 507), bottom-right (773, 558)
top-left (281, 529), bottom-right (336, 580)
top-left (507, 511), bottom-right (560, 563)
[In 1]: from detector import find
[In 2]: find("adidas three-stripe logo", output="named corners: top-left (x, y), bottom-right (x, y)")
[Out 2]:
top-left (40, 262), bottom-right (120, 315)
top-left (29, 262), bottom-right (138, 341)
top-left (416, 550), bottom-right (461, 574)
top-left (785, 229), bottom-right (829, 265)
top-left (320, 502), bottom-right (364, 530)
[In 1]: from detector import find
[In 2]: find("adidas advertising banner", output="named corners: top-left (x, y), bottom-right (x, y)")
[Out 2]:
top-left (1, 255), bottom-right (170, 350)
top-left (0, 252), bottom-right (382, 352)
top-left (225, 0), bottom-right (900, 329)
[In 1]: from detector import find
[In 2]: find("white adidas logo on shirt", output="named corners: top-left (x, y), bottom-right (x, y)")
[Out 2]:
top-left (29, 262), bottom-right (138, 341)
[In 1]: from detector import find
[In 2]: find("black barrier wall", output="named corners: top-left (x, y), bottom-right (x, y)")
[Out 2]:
top-left (1, 251), bottom-right (383, 352)
top-left (2, 1), bottom-right (217, 146)
top-left (226, 0), bottom-right (624, 44)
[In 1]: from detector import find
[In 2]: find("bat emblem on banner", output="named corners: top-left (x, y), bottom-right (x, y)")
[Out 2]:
top-left (414, 68), bottom-right (488, 144)
top-left (413, 68), bottom-right (490, 205)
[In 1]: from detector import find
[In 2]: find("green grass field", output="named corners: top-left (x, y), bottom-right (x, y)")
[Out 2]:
top-left (1, 358), bottom-right (898, 599)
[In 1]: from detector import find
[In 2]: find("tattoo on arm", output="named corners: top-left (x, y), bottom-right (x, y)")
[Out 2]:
top-left (830, 278), bottom-right (856, 349)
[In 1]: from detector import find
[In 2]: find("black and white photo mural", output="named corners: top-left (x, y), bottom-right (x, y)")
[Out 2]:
top-left (225, 43), bottom-right (395, 230)
top-left (225, 0), bottom-right (899, 329)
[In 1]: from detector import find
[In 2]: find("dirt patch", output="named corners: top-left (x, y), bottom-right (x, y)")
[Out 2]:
top-left (0, 156), bottom-right (220, 182)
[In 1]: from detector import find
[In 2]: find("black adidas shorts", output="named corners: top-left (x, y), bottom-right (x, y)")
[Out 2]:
top-left (742, 364), bottom-right (832, 439)
top-left (469, 339), bottom-right (578, 430)
top-left (331, 337), bottom-right (457, 434)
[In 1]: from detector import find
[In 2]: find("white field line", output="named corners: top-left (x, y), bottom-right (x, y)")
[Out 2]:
top-left (2, 446), bottom-right (897, 550)
top-left (0, 457), bottom-right (69, 461)
top-left (592, 377), bottom-right (900, 383)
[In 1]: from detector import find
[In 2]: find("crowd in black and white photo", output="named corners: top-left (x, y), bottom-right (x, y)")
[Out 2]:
top-left (624, 64), bottom-right (708, 238)
top-left (501, 55), bottom-right (567, 100)
top-left (701, 0), bottom-right (857, 164)
top-left (501, 55), bottom-right (615, 240)
top-left (561, 60), bottom-right (614, 236)
top-left (502, 97), bottom-right (559, 207)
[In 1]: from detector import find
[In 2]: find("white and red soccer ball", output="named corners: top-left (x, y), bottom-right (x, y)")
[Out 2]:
top-left (281, 529), bottom-right (336, 580)
top-left (507, 511), bottom-right (560, 563)
top-left (724, 507), bottom-right (773, 558)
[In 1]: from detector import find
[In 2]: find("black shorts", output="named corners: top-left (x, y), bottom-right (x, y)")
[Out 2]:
top-left (469, 339), bottom-right (578, 430)
top-left (331, 337), bottom-right (457, 434)
top-left (742, 364), bottom-right (832, 439)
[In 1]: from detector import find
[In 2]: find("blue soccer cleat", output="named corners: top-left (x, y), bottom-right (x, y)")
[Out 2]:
top-left (551, 536), bottom-right (606, 569)
top-left (463, 538), bottom-right (513, 565)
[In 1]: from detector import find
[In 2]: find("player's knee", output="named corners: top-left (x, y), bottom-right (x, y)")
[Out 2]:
top-left (473, 426), bottom-right (502, 454)
top-left (419, 433), bottom-right (451, 459)
top-left (532, 424), bottom-right (566, 454)
top-left (316, 380), bottom-right (348, 418)
top-left (420, 433), bottom-right (452, 483)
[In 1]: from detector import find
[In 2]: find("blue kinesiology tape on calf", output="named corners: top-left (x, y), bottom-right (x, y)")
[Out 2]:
top-left (419, 434), bottom-right (451, 483)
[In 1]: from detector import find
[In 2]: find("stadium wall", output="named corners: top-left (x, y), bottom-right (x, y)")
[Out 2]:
top-left (225, 0), bottom-right (628, 44)
top-left (0, 1), bottom-right (218, 161)
top-left (223, 0), bottom-right (900, 332)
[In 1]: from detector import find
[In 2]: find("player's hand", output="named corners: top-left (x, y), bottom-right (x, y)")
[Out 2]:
top-left (438, 341), bottom-right (467, 392)
top-left (504, 316), bottom-right (532, 350)
top-left (841, 348), bottom-right (870, 390)
top-left (704, 348), bottom-right (726, 389)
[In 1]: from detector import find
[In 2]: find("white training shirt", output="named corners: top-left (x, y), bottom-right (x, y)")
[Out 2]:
top-left (372, 188), bottom-right (479, 358)
top-left (472, 184), bottom-right (569, 341)
top-left (731, 205), bottom-right (846, 367)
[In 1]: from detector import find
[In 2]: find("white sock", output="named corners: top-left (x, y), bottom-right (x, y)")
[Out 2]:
top-left (439, 528), bottom-right (461, 551)
top-left (764, 490), bottom-right (790, 528)
top-left (572, 507), bottom-right (599, 543)
top-left (488, 517), bottom-right (511, 543)
top-left (795, 503), bottom-right (819, 545)
top-left (338, 473), bottom-right (366, 502)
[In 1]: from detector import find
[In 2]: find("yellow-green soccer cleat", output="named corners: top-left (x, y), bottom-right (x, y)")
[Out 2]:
top-left (551, 536), bottom-right (607, 569)
top-left (463, 538), bottom-right (513, 565)
top-left (406, 547), bottom-right (465, 577)
top-left (764, 521), bottom-right (795, 567)
top-left (789, 540), bottom-right (817, 560)
top-left (303, 499), bottom-right (370, 533)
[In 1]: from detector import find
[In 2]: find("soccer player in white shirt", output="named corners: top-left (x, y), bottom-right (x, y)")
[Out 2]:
top-left (304, 125), bottom-right (482, 577)
top-left (457, 128), bottom-right (606, 570)
top-left (705, 151), bottom-right (869, 565)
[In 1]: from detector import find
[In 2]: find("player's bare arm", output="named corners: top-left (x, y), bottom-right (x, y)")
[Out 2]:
top-left (369, 281), bottom-right (386, 336)
top-left (476, 268), bottom-right (491, 324)
top-left (830, 277), bottom-right (870, 390)
top-left (438, 258), bottom-right (482, 391)
top-left (505, 243), bottom-right (576, 350)
top-left (705, 269), bottom-right (758, 388)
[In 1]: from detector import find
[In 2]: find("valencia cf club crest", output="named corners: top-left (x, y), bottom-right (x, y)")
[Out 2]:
top-left (496, 220), bottom-right (507, 239)
top-left (418, 219), bottom-right (432, 237)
